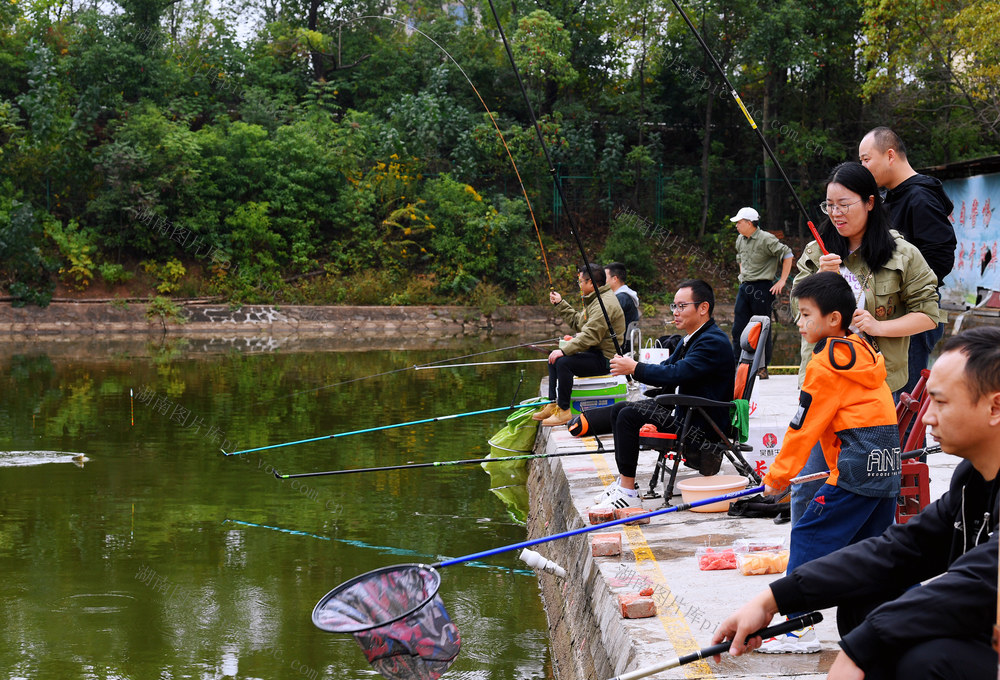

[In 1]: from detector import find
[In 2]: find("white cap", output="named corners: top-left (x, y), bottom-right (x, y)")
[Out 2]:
top-left (730, 207), bottom-right (760, 223)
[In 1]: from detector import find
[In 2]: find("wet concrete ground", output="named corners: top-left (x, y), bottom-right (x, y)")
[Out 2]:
top-left (529, 375), bottom-right (954, 680)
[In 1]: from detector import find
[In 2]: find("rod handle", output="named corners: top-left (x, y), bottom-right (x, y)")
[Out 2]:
top-left (688, 612), bottom-right (824, 665)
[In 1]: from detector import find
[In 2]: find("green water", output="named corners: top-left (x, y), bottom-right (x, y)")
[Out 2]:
top-left (0, 338), bottom-right (553, 680)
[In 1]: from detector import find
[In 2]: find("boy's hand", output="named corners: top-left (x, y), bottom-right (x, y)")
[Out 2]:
top-left (550, 291), bottom-right (562, 305)
top-left (763, 484), bottom-right (782, 497)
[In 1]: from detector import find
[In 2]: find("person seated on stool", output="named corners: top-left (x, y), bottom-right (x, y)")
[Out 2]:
top-left (591, 279), bottom-right (735, 510)
top-left (532, 264), bottom-right (626, 427)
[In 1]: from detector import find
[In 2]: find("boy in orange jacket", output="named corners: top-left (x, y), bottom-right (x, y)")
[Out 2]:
top-left (758, 271), bottom-right (901, 654)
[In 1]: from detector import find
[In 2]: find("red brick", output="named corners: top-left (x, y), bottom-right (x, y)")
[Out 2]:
top-left (618, 594), bottom-right (657, 619)
top-left (591, 533), bottom-right (622, 556)
top-left (613, 507), bottom-right (650, 525)
top-left (589, 507), bottom-right (615, 525)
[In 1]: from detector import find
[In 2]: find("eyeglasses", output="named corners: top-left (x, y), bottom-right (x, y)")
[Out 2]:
top-left (669, 301), bottom-right (703, 312)
top-left (819, 199), bottom-right (863, 216)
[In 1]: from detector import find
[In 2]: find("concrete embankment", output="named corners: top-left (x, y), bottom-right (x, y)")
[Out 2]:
top-left (524, 377), bottom-right (954, 680)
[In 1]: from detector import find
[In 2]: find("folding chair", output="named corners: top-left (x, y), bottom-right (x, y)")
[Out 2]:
top-left (896, 368), bottom-right (932, 524)
top-left (639, 315), bottom-right (769, 503)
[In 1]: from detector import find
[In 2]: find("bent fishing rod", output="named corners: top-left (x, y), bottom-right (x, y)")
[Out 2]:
top-left (222, 399), bottom-right (551, 456)
top-left (486, 0), bottom-right (627, 362)
top-left (668, 0), bottom-right (828, 255)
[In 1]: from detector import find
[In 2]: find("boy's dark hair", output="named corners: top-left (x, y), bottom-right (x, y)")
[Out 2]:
top-left (791, 272), bottom-right (856, 332)
top-left (605, 262), bottom-right (627, 283)
top-left (940, 327), bottom-right (1000, 401)
top-left (818, 162), bottom-right (895, 271)
top-left (677, 279), bottom-right (714, 317)
top-left (578, 264), bottom-right (607, 287)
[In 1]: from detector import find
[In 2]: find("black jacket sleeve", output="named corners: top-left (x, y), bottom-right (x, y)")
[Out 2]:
top-left (769, 462), bottom-right (996, 668)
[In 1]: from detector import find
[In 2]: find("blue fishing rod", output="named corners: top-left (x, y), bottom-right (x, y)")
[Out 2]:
top-left (222, 399), bottom-right (550, 456)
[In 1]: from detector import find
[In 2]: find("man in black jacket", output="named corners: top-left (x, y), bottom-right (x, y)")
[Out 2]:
top-left (859, 127), bottom-right (956, 396)
top-left (711, 326), bottom-right (1000, 679)
top-left (591, 279), bottom-right (735, 511)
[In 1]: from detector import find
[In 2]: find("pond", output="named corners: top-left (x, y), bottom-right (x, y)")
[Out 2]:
top-left (0, 336), bottom-right (555, 680)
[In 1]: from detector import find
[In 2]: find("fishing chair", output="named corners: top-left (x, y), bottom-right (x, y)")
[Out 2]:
top-left (638, 315), bottom-right (769, 503)
top-left (896, 368), bottom-right (932, 524)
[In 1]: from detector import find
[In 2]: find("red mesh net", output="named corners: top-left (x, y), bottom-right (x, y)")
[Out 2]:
top-left (313, 564), bottom-right (461, 680)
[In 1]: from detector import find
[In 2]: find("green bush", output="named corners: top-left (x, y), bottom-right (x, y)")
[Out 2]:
top-left (0, 195), bottom-right (57, 307)
top-left (98, 262), bottom-right (134, 285)
top-left (600, 214), bottom-right (658, 291)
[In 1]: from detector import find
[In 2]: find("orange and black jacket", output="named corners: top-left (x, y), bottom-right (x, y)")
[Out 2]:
top-left (764, 334), bottom-right (901, 498)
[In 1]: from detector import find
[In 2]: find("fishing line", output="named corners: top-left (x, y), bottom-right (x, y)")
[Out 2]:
top-left (414, 358), bottom-right (549, 369)
top-left (337, 15), bottom-right (554, 285)
top-left (225, 519), bottom-right (534, 575)
top-left (251, 336), bottom-right (560, 406)
top-left (667, 0), bottom-right (828, 255)
top-left (486, 0), bottom-right (627, 359)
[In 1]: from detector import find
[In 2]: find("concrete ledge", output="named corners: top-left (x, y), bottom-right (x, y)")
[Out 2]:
top-left (0, 303), bottom-right (559, 337)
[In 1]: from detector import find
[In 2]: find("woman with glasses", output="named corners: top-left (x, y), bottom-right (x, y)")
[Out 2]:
top-left (788, 161), bottom-right (940, 527)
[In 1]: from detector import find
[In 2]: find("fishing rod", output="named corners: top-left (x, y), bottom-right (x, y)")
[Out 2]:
top-left (222, 399), bottom-right (552, 456)
top-left (486, 0), bottom-right (627, 359)
top-left (414, 358), bottom-right (549, 370)
top-left (433, 469), bottom-right (825, 569)
top-left (251, 337), bottom-right (561, 405)
top-left (668, 0), bottom-right (828, 255)
top-left (273, 446), bottom-right (607, 479)
top-left (311, 471), bottom-right (824, 679)
top-left (606, 612), bottom-right (823, 680)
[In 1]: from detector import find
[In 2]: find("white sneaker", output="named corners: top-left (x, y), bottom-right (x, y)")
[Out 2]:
top-left (591, 484), bottom-right (642, 511)
top-left (755, 626), bottom-right (821, 654)
top-left (593, 479), bottom-right (639, 505)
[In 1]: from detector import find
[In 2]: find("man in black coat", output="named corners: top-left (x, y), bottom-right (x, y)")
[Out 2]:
top-left (591, 279), bottom-right (735, 511)
top-left (711, 327), bottom-right (1000, 680)
top-left (860, 127), bottom-right (956, 396)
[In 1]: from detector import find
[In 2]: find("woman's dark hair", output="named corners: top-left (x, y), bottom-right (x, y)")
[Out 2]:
top-left (818, 162), bottom-right (896, 271)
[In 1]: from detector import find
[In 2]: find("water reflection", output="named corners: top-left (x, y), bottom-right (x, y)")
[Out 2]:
top-left (0, 338), bottom-right (554, 680)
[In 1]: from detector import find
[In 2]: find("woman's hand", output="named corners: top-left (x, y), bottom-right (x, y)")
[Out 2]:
top-left (818, 253), bottom-right (842, 273)
top-left (852, 309), bottom-right (882, 336)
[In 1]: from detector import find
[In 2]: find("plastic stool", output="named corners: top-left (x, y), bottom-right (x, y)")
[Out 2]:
top-left (896, 460), bottom-right (930, 524)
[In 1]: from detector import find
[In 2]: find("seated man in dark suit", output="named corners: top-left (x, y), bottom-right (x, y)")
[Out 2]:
top-left (592, 279), bottom-right (735, 510)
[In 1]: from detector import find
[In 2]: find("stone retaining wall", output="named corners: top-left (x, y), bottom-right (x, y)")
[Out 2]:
top-left (526, 453), bottom-right (632, 680)
top-left (0, 303), bottom-right (559, 337)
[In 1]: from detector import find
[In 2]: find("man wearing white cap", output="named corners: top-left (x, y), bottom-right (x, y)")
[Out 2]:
top-left (731, 206), bottom-right (793, 377)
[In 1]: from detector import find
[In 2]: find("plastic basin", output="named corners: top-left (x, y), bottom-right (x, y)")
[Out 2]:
top-left (676, 475), bottom-right (749, 512)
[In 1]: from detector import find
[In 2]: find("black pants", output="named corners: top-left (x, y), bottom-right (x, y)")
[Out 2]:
top-left (862, 637), bottom-right (996, 679)
top-left (547, 348), bottom-right (608, 410)
top-left (838, 598), bottom-right (997, 679)
top-left (609, 399), bottom-right (677, 478)
top-left (732, 280), bottom-right (774, 364)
